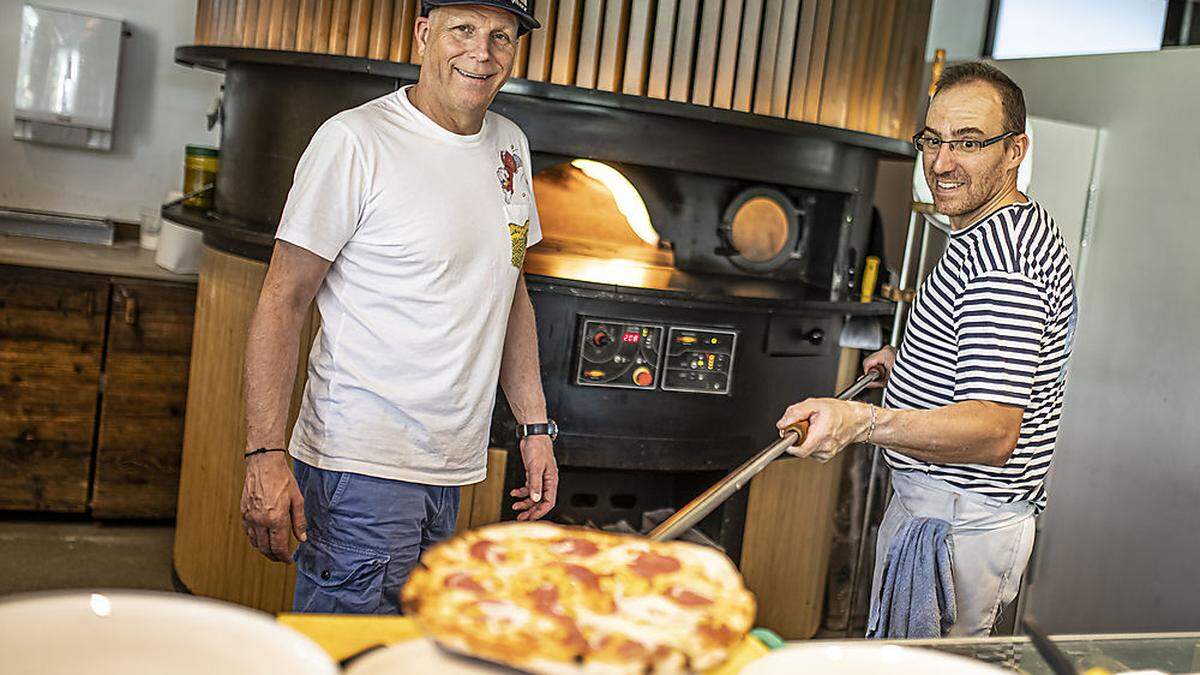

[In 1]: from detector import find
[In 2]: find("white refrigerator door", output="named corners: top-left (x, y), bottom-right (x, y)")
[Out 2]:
top-left (1026, 116), bottom-right (1102, 272)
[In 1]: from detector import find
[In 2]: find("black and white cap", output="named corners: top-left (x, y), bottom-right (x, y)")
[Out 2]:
top-left (422, 0), bottom-right (541, 35)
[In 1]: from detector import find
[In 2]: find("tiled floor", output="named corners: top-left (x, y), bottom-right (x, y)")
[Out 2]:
top-left (0, 519), bottom-right (177, 598)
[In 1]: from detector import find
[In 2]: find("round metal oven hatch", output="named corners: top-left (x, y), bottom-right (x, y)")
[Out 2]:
top-left (719, 187), bottom-right (802, 274)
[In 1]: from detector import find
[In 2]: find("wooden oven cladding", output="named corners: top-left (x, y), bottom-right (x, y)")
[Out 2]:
top-left (192, 0), bottom-right (932, 140)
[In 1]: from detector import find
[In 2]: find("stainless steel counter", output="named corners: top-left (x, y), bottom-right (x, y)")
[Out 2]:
top-left (0, 234), bottom-right (197, 283)
top-left (813, 632), bottom-right (1200, 673)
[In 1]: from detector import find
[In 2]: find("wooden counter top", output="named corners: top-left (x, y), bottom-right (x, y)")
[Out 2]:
top-left (0, 234), bottom-right (198, 284)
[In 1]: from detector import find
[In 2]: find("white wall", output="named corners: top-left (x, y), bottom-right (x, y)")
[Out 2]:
top-left (925, 0), bottom-right (990, 62)
top-left (0, 0), bottom-right (221, 222)
top-left (994, 48), bottom-right (1200, 633)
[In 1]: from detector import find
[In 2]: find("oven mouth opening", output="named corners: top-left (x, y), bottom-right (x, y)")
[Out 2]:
top-left (531, 160), bottom-right (672, 270)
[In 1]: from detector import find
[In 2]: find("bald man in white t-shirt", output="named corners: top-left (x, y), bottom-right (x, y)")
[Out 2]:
top-left (238, 0), bottom-right (556, 614)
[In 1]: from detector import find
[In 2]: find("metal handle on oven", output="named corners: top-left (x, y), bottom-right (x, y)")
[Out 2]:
top-left (648, 367), bottom-right (882, 542)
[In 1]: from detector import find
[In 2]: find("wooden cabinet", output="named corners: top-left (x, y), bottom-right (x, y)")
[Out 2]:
top-left (0, 265), bottom-right (196, 518)
top-left (0, 268), bottom-right (107, 512)
top-left (93, 281), bottom-right (196, 518)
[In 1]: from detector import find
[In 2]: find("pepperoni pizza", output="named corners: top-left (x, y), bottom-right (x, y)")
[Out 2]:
top-left (400, 522), bottom-right (756, 674)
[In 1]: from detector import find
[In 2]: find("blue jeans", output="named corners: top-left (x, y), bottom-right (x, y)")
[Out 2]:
top-left (291, 460), bottom-right (460, 614)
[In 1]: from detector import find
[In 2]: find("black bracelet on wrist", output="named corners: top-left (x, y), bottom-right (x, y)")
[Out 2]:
top-left (244, 447), bottom-right (286, 459)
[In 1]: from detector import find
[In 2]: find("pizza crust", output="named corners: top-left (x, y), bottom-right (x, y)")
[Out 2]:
top-left (401, 522), bottom-right (756, 674)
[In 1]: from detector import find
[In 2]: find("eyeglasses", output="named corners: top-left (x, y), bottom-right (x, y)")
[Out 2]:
top-left (912, 130), bottom-right (1018, 155)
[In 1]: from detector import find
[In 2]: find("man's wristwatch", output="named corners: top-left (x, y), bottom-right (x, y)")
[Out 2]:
top-left (516, 419), bottom-right (558, 442)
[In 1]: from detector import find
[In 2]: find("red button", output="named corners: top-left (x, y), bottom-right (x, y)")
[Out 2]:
top-left (633, 367), bottom-right (653, 387)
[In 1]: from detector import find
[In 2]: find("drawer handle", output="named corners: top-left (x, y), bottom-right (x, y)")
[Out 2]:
top-left (122, 294), bottom-right (137, 326)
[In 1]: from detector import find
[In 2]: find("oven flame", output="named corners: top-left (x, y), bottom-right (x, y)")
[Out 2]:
top-left (569, 159), bottom-right (660, 248)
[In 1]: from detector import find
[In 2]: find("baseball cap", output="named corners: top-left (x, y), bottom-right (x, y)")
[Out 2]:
top-left (422, 0), bottom-right (541, 35)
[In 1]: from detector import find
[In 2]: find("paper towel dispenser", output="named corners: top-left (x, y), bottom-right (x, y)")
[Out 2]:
top-left (13, 5), bottom-right (123, 151)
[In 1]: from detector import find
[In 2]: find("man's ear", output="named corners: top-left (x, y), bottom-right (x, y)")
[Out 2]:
top-left (1007, 133), bottom-right (1029, 173)
top-left (414, 15), bottom-right (431, 57)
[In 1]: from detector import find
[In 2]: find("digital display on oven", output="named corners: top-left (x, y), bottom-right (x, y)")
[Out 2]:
top-left (574, 318), bottom-right (737, 394)
top-left (575, 319), bottom-right (664, 390)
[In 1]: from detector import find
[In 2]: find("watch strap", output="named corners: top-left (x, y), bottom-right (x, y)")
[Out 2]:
top-left (516, 420), bottom-right (557, 440)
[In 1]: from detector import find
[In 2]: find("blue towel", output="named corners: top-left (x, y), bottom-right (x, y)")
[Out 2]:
top-left (867, 516), bottom-right (956, 639)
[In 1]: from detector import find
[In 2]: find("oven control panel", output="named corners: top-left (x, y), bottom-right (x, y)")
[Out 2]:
top-left (661, 327), bottom-right (737, 394)
top-left (575, 318), bottom-right (737, 394)
top-left (576, 320), bottom-right (665, 390)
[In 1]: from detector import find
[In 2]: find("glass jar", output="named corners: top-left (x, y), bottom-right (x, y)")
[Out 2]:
top-left (183, 145), bottom-right (219, 209)
top-left (139, 207), bottom-right (160, 250)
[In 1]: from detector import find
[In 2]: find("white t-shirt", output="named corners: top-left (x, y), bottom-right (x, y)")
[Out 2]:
top-left (275, 85), bottom-right (542, 486)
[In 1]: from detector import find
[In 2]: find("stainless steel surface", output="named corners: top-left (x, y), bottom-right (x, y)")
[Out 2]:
top-left (889, 210), bottom-right (920, 345)
top-left (0, 233), bottom-right (197, 283)
top-left (839, 315), bottom-right (884, 350)
top-left (811, 632), bottom-right (1200, 674)
top-left (916, 216), bottom-right (934, 279)
top-left (1023, 618), bottom-right (1079, 675)
top-left (649, 368), bottom-right (881, 542)
top-left (0, 208), bottom-right (114, 246)
top-left (846, 442), bottom-right (883, 636)
top-left (997, 50), bottom-right (1200, 634)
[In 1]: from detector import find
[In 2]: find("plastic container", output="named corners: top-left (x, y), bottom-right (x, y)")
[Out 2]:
top-left (139, 207), bottom-right (160, 250)
top-left (183, 145), bottom-right (219, 209)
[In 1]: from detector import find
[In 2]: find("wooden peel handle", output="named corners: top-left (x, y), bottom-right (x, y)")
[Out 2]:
top-left (782, 419), bottom-right (810, 447)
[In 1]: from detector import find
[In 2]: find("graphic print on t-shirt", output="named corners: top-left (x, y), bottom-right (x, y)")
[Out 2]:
top-left (496, 147), bottom-right (524, 204)
top-left (509, 220), bottom-right (530, 268)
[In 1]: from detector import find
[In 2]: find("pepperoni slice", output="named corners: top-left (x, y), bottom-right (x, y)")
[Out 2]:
top-left (697, 623), bottom-right (738, 646)
top-left (469, 540), bottom-right (505, 563)
top-left (616, 639), bottom-right (648, 660)
top-left (551, 537), bottom-right (600, 557)
top-left (560, 563), bottom-right (601, 590)
top-left (666, 586), bottom-right (713, 607)
top-left (529, 584), bottom-right (560, 615)
top-left (443, 572), bottom-right (486, 594)
top-left (630, 552), bottom-right (681, 578)
top-left (555, 615), bottom-right (589, 654)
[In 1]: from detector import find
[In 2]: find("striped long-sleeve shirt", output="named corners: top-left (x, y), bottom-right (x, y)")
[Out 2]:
top-left (883, 200), bottom-right (1077, 509)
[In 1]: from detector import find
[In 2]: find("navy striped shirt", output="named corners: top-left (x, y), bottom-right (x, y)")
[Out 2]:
top-left (883, 200), bottom-right (1077, 509)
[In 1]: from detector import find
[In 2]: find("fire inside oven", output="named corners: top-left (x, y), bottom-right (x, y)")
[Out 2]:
top-left (495, 159), bottom-right (843, 560)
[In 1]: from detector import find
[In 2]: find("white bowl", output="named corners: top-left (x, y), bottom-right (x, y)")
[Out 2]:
top-left (0, 590), bottom-right (338, 675)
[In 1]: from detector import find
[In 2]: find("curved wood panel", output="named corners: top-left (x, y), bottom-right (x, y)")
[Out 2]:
top-left (173, 246), bottom-right (307, 613)
top-left (191, 0), bottom-right (932, 140)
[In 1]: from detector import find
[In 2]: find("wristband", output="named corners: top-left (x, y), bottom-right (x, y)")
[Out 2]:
top-left (865, 405), bottom-right (878, 445)
top-left (244, 447), bottom-right (286, 459)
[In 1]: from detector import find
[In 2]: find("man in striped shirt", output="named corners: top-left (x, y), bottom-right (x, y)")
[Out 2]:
top-left (776, 62), bottom-right (1076, 636)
